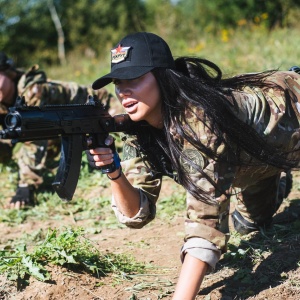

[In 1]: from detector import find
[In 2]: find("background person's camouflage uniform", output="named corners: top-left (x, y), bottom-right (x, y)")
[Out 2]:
top-left (116, 70), bottom-right (300, 270)
top-left (0, 55), bottom-right (114, 206)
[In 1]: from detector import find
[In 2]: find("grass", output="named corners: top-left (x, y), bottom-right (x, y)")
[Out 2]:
top-left (0, 227), bottom-right (146, 286)
top-left (0, 159), bottom-right (116, 227)
top-left (179, 26), bottom-right (300, 74)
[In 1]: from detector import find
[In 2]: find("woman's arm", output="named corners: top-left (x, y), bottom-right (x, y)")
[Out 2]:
top-left (173, 254), bottom-right (208, 300)
top-left (106, 167), bottom-right (140, 217)
top-left (89, 143), bottom-right (141, 217)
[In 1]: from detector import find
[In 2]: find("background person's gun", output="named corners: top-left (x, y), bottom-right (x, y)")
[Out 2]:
top-left (0, 95), bottom-right (134, 201)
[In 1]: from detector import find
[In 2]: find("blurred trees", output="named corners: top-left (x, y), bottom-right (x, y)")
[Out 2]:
top-left (61, 0), bottom-right (146, 57)
top-left (0, 0), bottom-right (146, 66)
top-left (0, 0), bottom-right (58, 65)
top-left (0, 0), bottom-right (299, 67)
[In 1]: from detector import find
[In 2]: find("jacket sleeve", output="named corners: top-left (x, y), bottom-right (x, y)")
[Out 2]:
top-left (111, 137), bottom-right (163, 228)
top-left (111, 187), bottom-right (155, 229)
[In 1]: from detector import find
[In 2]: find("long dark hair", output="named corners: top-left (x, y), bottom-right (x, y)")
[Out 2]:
top-left (149, 57), bottom-right (298, 205)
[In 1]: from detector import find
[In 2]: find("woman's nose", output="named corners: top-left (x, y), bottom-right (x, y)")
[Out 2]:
top-left (118, 87), bottom-right (131, 99)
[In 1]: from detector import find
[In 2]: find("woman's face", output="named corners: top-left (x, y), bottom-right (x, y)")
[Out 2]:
top-left (113, 72), bottom-right (163, 128)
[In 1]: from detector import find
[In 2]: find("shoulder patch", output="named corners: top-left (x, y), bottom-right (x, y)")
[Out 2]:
top-left (180, 149), bottom-right (204, 174)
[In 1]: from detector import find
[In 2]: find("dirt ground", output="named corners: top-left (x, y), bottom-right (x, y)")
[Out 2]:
top-left (1, 173), bottom-right (300, 300)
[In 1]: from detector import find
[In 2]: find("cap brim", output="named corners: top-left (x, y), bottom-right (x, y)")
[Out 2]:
top-left (92, 66), bottom-right (154, 89)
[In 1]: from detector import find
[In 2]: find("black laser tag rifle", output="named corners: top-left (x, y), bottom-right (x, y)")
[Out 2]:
top-left (0, 95), bottom-right (134, 201)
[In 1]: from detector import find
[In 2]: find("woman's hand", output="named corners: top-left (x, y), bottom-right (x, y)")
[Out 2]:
top-left (86, 135), bottom-right (120, 174)
top-left (89, 136), bottom-right (115, 168)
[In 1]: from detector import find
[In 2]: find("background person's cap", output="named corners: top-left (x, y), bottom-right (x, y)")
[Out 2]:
top-left (0, 52), bottom-right (14, 71)
top-left (92, 32), bottom-right (175, 89)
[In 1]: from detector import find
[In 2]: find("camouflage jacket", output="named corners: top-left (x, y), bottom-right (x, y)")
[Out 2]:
top-left (116, 71), bottom-right (300, 255)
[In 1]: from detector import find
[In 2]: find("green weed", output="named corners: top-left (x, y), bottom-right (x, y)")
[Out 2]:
top-left (0, 227), bottom-right (145, 284)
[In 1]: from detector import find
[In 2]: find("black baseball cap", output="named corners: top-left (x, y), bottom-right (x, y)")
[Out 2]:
top-left (92, 32), bottom-right (175, 89)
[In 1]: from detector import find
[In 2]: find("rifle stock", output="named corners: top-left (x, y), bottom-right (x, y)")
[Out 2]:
top-left (0, 95), bottom-right (133, 201)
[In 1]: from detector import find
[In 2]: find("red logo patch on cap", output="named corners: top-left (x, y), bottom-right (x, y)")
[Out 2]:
top-left (111, 44), bottom-right (131, 63)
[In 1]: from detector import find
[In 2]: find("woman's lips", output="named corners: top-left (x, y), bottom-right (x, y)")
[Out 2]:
top-left (122, 100), bottom-right (138, 113)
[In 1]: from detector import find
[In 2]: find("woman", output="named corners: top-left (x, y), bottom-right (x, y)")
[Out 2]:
top-left (88, 32), bottom-right (300, 299)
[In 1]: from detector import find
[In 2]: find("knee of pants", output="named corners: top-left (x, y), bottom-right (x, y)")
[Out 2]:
top-left (233, 174), bottom-right (282, 223)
